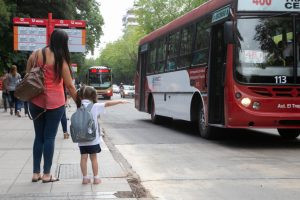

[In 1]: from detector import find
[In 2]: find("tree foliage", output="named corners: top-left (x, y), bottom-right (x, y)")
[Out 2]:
top-left (98, 26), bottom-right (146, 84)
top-left (0, 0), bottom-right (103, 75)
top-left (96, 0), bottom-right (207, 84)
top-left (133, 0), bottom-right (207, 34)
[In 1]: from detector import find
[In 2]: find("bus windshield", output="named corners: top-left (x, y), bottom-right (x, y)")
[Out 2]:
top-left (89, 73), bottom-right (111, 88)
top-left (235, 17), bottom-right (300, 85)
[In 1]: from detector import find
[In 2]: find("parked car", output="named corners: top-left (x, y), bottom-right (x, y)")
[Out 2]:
top-left (112, 84), bottom-right (120, 93)
top-left (120, 85), bottom-right (135, 98)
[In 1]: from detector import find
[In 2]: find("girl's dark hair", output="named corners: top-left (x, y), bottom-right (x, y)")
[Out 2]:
top-left (76, 86), bottom-right (97, 107)
top-left (49, 29), bottom-right (71, 81)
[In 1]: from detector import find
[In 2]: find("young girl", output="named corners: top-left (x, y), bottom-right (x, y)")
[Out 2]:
top-left (76, 86), bottom-right (128, 184)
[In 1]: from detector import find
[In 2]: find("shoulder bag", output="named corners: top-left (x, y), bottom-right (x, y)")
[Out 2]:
top-left (14, 48), bottom-right (46, 102)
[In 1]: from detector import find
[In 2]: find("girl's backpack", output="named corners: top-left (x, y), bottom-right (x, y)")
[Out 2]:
top-left (70, 103), bottom-right (96, 143)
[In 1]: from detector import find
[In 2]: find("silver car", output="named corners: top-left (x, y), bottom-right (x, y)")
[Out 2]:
top-left (120, 85), bottom-right (135, 98)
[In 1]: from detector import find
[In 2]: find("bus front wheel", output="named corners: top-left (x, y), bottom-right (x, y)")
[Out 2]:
top-left (277, 129), bottom-right (300, 139)
top-left (150, 98), bottom-right (161, 124)
top-left (198, 106), bottom-right (217, 139)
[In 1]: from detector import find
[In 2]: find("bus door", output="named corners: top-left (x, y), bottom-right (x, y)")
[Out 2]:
top-left (137, 51), bottom-right (147, 111)
top-left (208, 24), bottom-right (226, 125)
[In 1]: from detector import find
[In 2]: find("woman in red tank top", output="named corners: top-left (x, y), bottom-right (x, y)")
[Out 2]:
top-left (27, 29), bottom-right (77, 183)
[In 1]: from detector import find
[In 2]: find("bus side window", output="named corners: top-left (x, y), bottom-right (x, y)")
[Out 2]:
top-left (147, 42), bottom-right (156, 74)
top-left (166, 31), bottom-right (180, 71)
top-left (156, 38), bottom-right (166, 73)
top-left (178, 25), bottom-right (193, 69)
top-left (192, 20), bottom-right (210, 66)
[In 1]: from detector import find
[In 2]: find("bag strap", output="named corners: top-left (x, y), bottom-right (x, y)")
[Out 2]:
top-left (27, 47), bottom-right (47, 120)
top-left (86, 103), bottom-right (94, 112)
top-left (28, 108), bottom-right (46, 121)
top-left (32, 47), bottom-right (46, 69)
top-left (41, 47), bottom-right (46, 65)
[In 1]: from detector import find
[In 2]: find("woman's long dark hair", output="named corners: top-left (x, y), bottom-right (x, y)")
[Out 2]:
top-left (49, 29), bottom-right (70, 81)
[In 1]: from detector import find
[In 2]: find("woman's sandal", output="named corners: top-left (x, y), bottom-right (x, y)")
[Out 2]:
top-left (31, 174), bottom-right (42, 182)
top-left (42, 175), bottom-right (59, 183)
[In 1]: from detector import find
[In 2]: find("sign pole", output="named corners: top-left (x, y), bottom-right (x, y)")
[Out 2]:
top-left (47, 13), bottom-right (53, 45)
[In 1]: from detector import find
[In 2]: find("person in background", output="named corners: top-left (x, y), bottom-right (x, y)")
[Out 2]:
top-left (76, 85), bottom-right (128, 184)
top-left (61, 87), bottom-right (69, 139)
top-left (28, 29), bottom-right (77, 183)
top-left (1, 70), bottom-right (9, 112)
top-left (283, 33), bottom-right (300, 65)
top-left (6, 65), bottom-right (21, 117)
top-left (24, 101), bottom-right (29, 117)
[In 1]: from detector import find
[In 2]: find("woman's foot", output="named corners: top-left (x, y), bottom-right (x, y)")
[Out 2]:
top-left (93, 176), bottom-right (101, 184)
top-left (16, 110), bottom-right (21, 117)
top-left (10, 109), bottom-right (13, 115)
top-left (63, 132), bottom-right (69, 139)
top-left (42, 175), bottom-right (59, 183)
top-left (31, 173), bottom-right (42, 182)
top-left (82, 176), bottom-right (91, 184)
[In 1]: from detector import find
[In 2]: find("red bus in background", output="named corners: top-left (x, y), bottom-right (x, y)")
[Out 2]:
top-left (87, 66), bottom-right (113, 100)
top-left (135, 0), bottom-right (300, 139)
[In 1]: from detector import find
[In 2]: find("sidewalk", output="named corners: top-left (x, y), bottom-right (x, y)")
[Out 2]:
top-left (0, 99), bottom-right (146, 200)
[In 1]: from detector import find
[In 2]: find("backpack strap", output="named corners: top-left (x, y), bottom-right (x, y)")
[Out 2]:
top-left (86, 103), bottom-right (94, 112)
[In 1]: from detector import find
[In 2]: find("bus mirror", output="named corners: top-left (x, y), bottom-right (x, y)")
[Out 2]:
top-left (224, 21), bottom-right (234, 44)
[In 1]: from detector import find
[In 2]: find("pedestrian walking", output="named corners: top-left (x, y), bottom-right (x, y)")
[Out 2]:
top-left (61, 87), bottom-right (69, 139)
top-left (1, 70), bottom-right (9, 112)
top-left (6, 65), bottom-right (22, 117)
top-left (28, 29), bottom-right (77, 183)
top-left (75, 85), bottom-right (128, 184)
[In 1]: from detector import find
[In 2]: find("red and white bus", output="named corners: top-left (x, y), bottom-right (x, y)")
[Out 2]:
top-left (135, 0), bottom-right (300, 139)
top-left (87, 66), bottom-right (113, 99)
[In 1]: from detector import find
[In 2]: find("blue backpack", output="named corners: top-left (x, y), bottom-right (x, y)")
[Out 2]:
top-left (70, 103), bottom-right (96, 143)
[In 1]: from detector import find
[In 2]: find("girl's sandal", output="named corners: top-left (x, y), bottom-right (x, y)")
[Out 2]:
top-left (82, 177), bottom-right (91, 184)
top-left (93, 176), bottom-right (101, 184)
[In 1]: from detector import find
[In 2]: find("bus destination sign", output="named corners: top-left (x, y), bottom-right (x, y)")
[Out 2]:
top-left (238, 0), bottom-right (300, 12)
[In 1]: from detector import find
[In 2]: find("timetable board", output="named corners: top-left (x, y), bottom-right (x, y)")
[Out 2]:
top-left (13, 17), bottom-right (86, 52)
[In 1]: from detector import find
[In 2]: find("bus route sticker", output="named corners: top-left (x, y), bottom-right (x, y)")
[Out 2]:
top-left (278, 104), bottom-right (300, 109)
top-left (238, 0), bottom-right (300, 12)
top-left (240, 50), bottom-right (266, 63)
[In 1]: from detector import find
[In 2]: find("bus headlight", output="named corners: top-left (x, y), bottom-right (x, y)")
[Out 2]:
top-left (252, 102), bottom-right (261, 110)
top-left (241, 97), bottom-right (251, 107)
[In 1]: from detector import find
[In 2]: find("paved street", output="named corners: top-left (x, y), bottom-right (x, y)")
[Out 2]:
top-left (102, 97), bottom-right (300, 200)
top-left (0, 96), bottom-right (152, 200)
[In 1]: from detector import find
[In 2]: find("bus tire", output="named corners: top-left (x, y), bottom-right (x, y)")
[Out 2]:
top-left (150, 98), bottom-right (161, 124)
top-left (277, 129), bottom-right (300, 139)
top-left (198, 106), bottom-right (217, 139)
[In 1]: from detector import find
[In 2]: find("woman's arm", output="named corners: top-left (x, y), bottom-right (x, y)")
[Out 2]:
top-left (62, 62), bottom-right (77, 102)
top-left (104, 99), bottom-right (129, 107)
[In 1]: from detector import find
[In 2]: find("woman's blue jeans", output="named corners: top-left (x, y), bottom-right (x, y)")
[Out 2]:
top-left (60, 107), bottom-right (67, 133)
top-left (29, 103), bottom-right (65, 174)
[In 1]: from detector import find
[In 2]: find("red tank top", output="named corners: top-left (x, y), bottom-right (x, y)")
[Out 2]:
top-left (31, 64), bottom-right (65, 109)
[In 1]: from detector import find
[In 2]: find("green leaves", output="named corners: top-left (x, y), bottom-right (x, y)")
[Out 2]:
top-left (98, 26), bottom-right (146, 84)
top-left (0, 0), bottom-right (103, 75)
top-left (134, 0), bottom-right (207, 34)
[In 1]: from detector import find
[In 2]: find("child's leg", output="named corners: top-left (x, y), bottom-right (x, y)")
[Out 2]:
top-left (90, 154), bottom-right (101, 184)
top-left (80, 154), bottom-right (88, 176)
top-left (90, 154), bottom-right (98, 176)
top-left (80, 154), bottom-right (91, 184)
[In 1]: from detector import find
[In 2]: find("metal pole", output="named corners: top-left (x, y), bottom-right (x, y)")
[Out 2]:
top-left (47, 13), bottom-right (53, 45)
